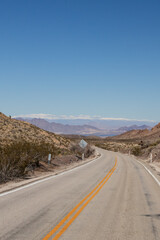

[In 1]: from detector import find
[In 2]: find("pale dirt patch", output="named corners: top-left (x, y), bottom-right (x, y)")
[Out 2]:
top-left (149, 162), bottom-right (160, 174)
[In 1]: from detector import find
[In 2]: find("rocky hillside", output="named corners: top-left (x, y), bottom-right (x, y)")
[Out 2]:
top-left (0, 113), bottom-right (70, 148)
top-left (0, 113), bottom-right (96, 183)
top-left (100, 122), bottom-right (160, 163)
top-left (111, 123), bottom-right (160, 142)
top-left (111, 129), bottom-right (150, 141)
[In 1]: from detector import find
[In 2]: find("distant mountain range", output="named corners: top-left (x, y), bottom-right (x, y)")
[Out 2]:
top-left (16, 118), bottom-right (101, 135)
top-left (117, 125), bottom-right (151, 132)
top-left (15, 118), bottom-right (153, 136)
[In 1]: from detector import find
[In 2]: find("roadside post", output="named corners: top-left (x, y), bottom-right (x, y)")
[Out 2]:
top-left (79, 139), bottom-right (88, 160)
top-left (150, 153), bottom-right (153, 163)
top-left (48, 153), bottom-right (51, 164)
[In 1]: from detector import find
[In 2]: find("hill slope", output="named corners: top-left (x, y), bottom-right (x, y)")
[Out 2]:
top-left (0, 113), bottom-right (96, 183)
top-left (0, 113), bottom-right (70, 148)
top-left (111, 123), bottom-right (160, 142)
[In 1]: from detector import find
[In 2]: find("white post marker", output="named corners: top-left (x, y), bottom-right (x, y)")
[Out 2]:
top-left (48, 154), bottom-right (51, 164)
top-left (150, 153), bottom-right (153, 163)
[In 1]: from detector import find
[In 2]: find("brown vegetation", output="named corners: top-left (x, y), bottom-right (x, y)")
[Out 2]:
top-left (0, 141), bottom-right (61, 182)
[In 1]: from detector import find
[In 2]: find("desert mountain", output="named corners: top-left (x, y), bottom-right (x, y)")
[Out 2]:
top-left (15, 118), bottom-right (152, 137)
top-left (21, 117), bottom-right (156, 129)
top-left (16, 118), bottom-right (101, 135)
top-left (117, 125), bottom-right (151, 132)
top-left (0, 113), bottom-right (70, 148)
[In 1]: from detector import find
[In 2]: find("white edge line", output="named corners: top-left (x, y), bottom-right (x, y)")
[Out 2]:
top-left (137, 160), bottom-right (160, 187)
top-left (0, 153), bottom-right (102, 197)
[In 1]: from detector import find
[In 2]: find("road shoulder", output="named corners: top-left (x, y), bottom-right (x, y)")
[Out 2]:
top-left (132, 155), bottom-right (160, 186)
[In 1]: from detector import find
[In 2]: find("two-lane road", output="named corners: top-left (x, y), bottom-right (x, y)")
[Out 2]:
top-left (0, 149), bottom-right (160, 240)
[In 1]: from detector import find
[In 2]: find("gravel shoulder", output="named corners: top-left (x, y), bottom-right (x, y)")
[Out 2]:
top-left (130, 154), bottom-right (160, 184)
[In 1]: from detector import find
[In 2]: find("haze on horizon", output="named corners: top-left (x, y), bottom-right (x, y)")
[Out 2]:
top-left (1, 0), bottom-right (160, 122)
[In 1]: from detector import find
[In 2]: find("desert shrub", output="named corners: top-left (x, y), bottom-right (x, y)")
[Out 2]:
top-left (131, 146), bottom-right (142, 156)
top-left (0, 141), bottom-right (57, 183)
top-left (84, 145), bottom-right (95, 158)
top-left (70, 144), bottom-right (83, 157)
top-left (71, 144), bottom-right (94, 159)
top-left (149, 140), bottom-right (160, 147)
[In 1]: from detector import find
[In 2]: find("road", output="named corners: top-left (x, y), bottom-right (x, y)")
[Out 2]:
top-left (0, 148), bottom-right (160, 240)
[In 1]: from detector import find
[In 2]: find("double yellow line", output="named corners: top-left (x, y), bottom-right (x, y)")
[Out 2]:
top-left (43, 157), bottom-right (117, 240)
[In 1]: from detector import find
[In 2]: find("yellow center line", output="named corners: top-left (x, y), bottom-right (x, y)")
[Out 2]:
top-left (43, 157), bottom-right (117, 240)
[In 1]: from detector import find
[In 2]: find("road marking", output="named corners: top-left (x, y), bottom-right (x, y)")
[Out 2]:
top-left (0, 153), bottom-right (102, 197)
top-left (137, 160), bottom-right (160, 187)
top-left (43, 158), bottom-right (117, 240)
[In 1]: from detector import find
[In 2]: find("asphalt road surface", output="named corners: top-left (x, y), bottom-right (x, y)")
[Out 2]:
top-left (0, 148), bottom-right (160, 240)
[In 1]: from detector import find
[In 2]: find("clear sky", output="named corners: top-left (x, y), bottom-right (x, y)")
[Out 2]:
top-left (0, 0), bottom-right (160, 121)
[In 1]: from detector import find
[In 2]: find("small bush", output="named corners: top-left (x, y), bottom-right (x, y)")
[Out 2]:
top-left (131, 146), bottom-right (142, 156)
top-left (71, 144), bottom-right (95, 159)
top-left (0, 141), bottom-right (57, 183)
top-left (84, 145), bottom-right (95, 158)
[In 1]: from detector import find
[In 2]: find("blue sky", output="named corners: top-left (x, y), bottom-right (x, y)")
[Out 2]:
top-left (0, 0), bottom-right (160, 121)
